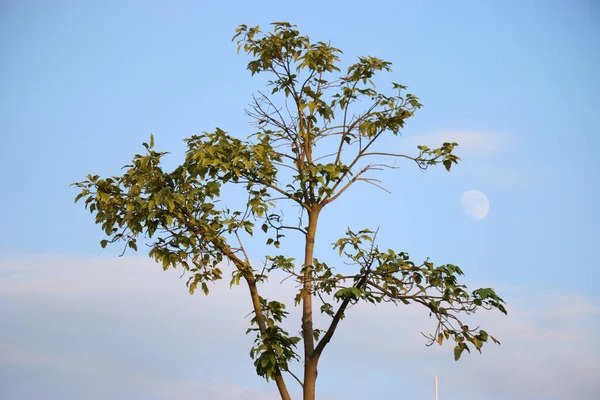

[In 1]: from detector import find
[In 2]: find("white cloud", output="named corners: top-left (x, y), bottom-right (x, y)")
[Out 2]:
top-left (0, 255), bottom-right (598, 399)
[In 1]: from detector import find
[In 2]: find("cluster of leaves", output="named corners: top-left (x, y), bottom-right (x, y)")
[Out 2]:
top-left (72, 132), bottom-right (301, 388)
top-left (266, 227), bottom-right (507, 361)
top-left (74, 134), bottom-right (254, 288)
top-left (247, 298), bottom-right (301, 380)
top-left (235, 22), bottom-right (461, 212)
top-left (329, 229), bottom-right (506, 360)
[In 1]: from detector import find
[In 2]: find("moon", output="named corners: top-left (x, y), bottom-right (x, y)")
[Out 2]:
top-left (461, 190), bottom-right (490, 220)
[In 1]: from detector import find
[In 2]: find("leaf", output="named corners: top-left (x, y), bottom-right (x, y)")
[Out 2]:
top-left (443, 159), bottom-right (452, 172)
top-left (478, 330), bottom-right (489, 342)
top-left (473, 337), bottom-right (482, 352)
top-left (454, 345), bottom-right (464, 361)
top-left (313, 330), bottom-right (321, 341)
top-left (189, 280), bottom-right (198, 295)
top-left (437, 333), bottom-right (443, 346)
top-left (100, 240), bottom-right (108, 249)
top-left (230, 271), bottom-right (242, 287)
top-left (350, 287), bottom-right (362, 298)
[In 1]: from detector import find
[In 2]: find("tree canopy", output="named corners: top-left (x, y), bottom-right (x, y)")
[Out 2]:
top-left (73, 22), bottom-right (506, 400)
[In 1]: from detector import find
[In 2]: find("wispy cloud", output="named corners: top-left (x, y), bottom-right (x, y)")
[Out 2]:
top-left (1, 256), bottom-right (598, 399)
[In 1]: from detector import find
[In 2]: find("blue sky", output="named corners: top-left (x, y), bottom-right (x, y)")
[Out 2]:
top-left (1, 0), bottom-right (599, 399)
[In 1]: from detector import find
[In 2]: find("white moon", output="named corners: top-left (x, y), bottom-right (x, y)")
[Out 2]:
top-left (461, 190), bottom-right (490, 220)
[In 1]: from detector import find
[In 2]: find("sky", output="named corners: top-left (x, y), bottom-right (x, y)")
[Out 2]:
top-left (1, 0), bottom-right (599, 399)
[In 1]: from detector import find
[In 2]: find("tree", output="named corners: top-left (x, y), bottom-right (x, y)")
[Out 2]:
top-left (73, 22), bottom-right (506, 400)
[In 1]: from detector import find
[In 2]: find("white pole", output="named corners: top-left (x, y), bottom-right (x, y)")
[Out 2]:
top-left (435, 376), bottom-right (439, 400)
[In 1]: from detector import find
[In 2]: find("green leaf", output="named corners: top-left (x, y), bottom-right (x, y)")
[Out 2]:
top-left (100, 240), bottom-right (108, 249)
top-left (189, 279), bottom-right (198, 295)
top-left (479, 330), bottom-right (489, 342)
top-left (443, 159), bottom-right (452, 172)
top-left (454, 345), bottom-right (464, 361)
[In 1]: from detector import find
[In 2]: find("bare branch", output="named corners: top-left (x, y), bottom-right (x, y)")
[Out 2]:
top-left (361, 151), bottom-right (420, 161)
top-left (356, 178), bottom-right (391, 194)
top-left (323, 164), bottom-right (373, 205)
top-left (284, 368), bottom-right (304, 388)
top-left (235, 231), bottom-right (251, 265)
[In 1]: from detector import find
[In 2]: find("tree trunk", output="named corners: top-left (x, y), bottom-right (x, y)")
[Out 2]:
top-left (303, 357), bottom-right (318, 400)
top-left (302, 209), bottom-right (320, 400)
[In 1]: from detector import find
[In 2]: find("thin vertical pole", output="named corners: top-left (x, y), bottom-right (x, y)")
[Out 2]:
top-left (435, 376), bottom-right (439, 400)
